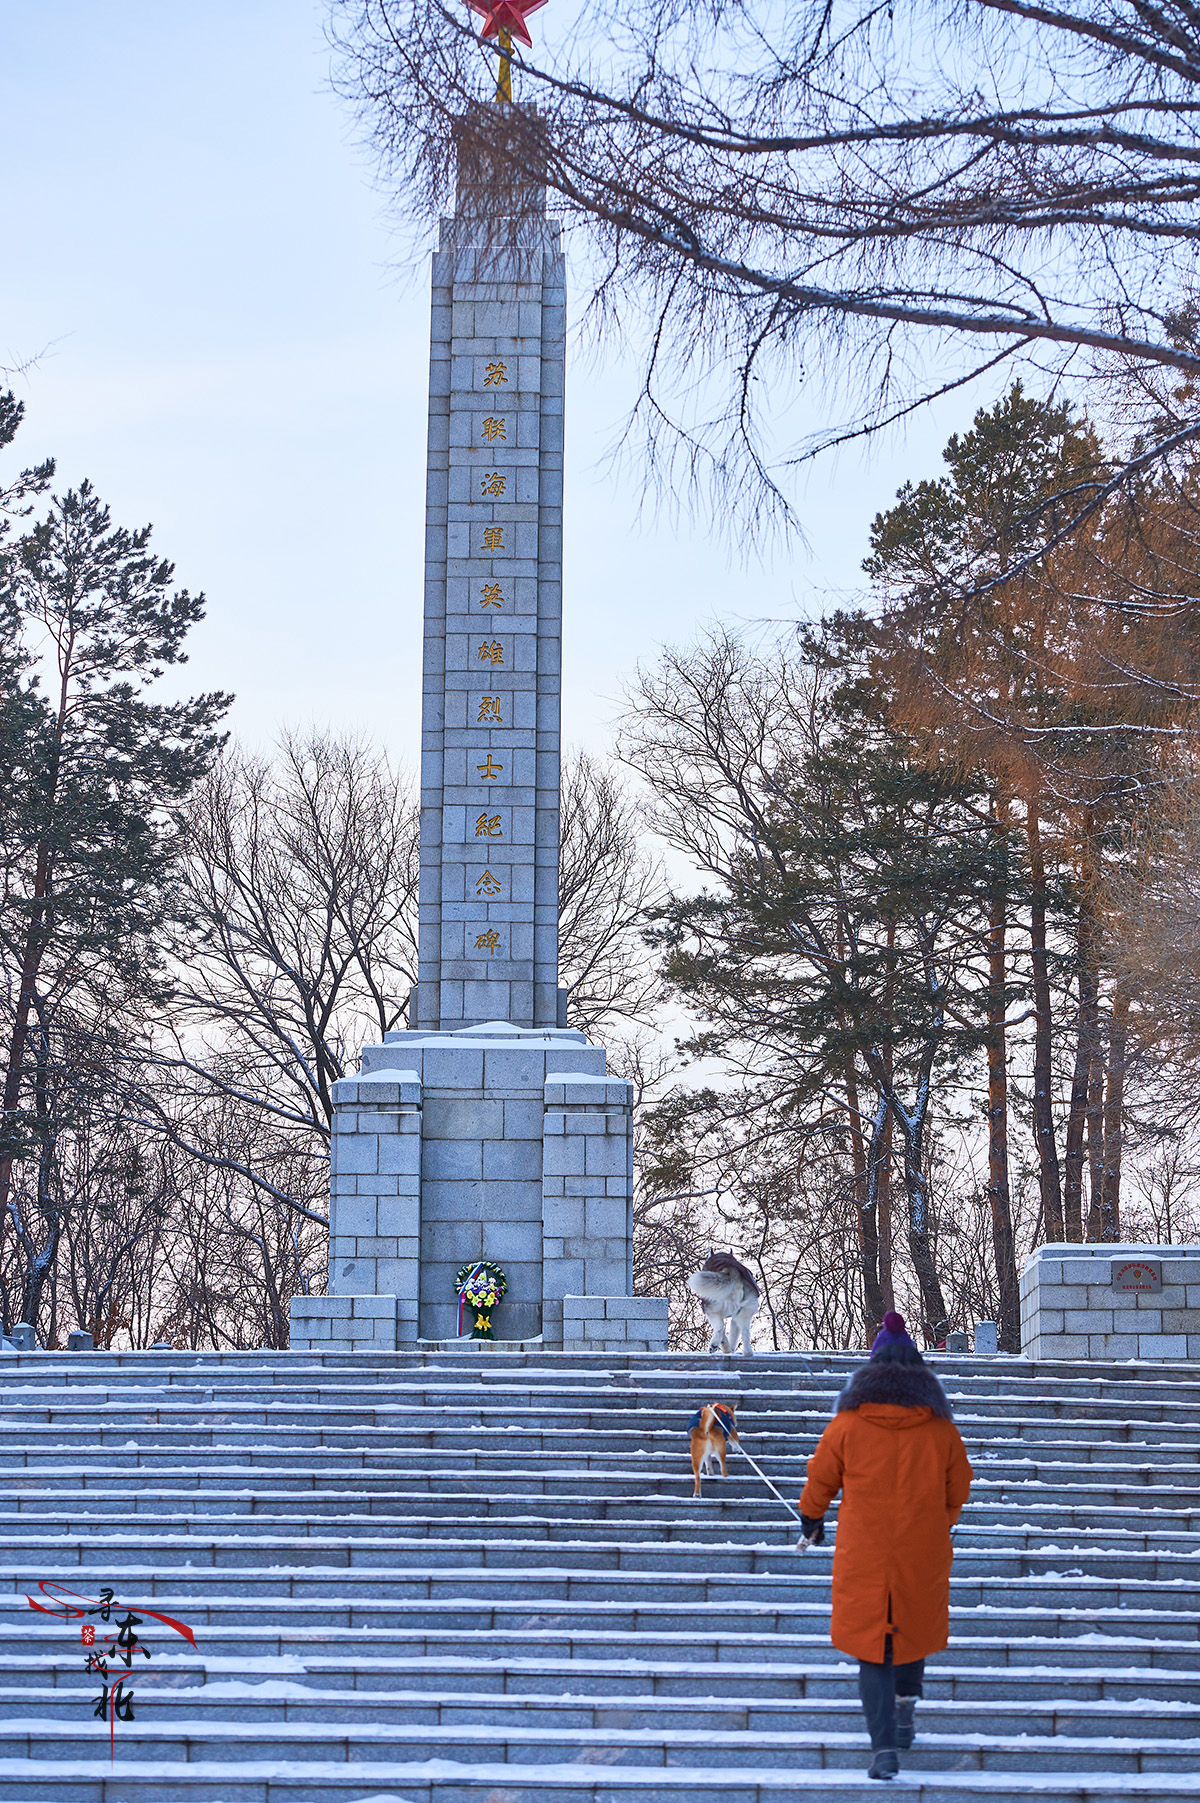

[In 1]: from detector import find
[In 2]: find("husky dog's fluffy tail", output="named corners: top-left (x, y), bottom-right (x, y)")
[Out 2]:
top-left (687, 1269), bottom-right (741, 1303)
top-left (687, 1250), bottom-right (760, 1298)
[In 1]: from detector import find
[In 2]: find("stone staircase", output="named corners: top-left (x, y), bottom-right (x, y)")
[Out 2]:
top-left (0, 1347), bottom-right (1198, 1801)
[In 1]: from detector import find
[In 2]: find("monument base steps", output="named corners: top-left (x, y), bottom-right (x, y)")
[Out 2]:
top-left (0, 1347), bottom-right (1198, 1799)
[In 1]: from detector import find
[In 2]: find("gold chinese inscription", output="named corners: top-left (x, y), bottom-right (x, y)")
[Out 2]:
top-left (482, 526), bottom-right (504, 552)
top-left (480, 582), bottom-right (504, 609)
top-left (478, 696), bottom-right (503, 724)
top-left (481, 416), bottom-right (506, 443)
top-left (483, 360), bottom-right (508, 387)
top-left (475, 812), bottom-right (502, 838)
top-left (480, 472), bottom-right (506, 497)
top-left (475, 870), bottom-right (502, 896)
top-left (477, 639), bottom-right (504, 666)
top-left (477, 754), bottom-right (503, 781)
top-left (475, 929), bottom-right (502, 955)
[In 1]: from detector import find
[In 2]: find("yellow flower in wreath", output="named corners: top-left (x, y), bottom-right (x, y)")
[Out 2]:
top-left (474, 1315), bottom-right (491, 1331)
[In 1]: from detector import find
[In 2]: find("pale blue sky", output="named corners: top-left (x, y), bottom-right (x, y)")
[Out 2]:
top-left (2, 2), bottom-right (973, 766)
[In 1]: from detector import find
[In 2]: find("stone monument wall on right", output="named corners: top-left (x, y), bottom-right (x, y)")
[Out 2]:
top-left (1021, 1242), bottom-right (1200, 1360)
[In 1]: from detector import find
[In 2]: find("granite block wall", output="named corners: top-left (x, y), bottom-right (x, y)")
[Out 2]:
top-left (288, 1293), bottom-right (404, 1353)
top-left (541, 1072), bottom-right (635, 1345)
top-left (1021, 1242), bottom-right (1200, 1360)
top-left (562, 1294), bottom-right (669, 1352)
top-left (329, 1070), bottom-right (422, 1342)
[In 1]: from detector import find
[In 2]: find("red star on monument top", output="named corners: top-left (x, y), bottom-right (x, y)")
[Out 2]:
top-left (468, 0), bottom-right (548, 49)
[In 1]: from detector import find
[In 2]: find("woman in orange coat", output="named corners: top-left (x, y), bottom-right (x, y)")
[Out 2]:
top-left (799, 1312), bottom-right (972, 1781)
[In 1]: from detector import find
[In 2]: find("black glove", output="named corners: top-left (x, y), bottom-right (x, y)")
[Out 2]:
top-left (800, 1513), bottom-right (826, 1544)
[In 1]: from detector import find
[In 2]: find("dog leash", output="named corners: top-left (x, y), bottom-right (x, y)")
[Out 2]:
top-left (736, 1442), bottom-right (808, 1529)
top-left (735, 1444), bottom-right (828, 1552)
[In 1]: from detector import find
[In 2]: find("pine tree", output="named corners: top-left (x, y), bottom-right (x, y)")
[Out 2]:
top-left (866, 385), bottom-right (1106, 1262)
top-left (640, 622), bottom-right (995, 1341)
top-left (867, 382), bottom-right (1200, 1265)
top-left (0, 415), bottom-right (230, 1333)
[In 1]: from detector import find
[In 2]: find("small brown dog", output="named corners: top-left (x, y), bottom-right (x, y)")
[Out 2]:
top-left (688, 1402), bottom-right (739, 1497)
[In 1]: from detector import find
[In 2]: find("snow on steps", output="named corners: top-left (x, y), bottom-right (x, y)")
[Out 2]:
top-left (0, 1347), bottom-right (1198, 1801)
top-left (0, 1759), bottom-right (1198, 1803)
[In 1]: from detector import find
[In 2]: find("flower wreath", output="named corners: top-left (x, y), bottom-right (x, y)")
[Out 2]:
top-left (455, 1260), bottom-right (508, 1338)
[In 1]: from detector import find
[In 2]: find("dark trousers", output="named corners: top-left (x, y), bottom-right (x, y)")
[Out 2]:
top-left (857, 1639), bottom-right (925, 1751)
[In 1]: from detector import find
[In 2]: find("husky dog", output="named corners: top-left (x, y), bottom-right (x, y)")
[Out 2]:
top-left (687, 1250), bottom-right (760, 1355)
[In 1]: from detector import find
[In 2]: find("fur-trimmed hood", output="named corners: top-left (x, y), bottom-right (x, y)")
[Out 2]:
top-left (835, 1360), bottom-right (954, 1420)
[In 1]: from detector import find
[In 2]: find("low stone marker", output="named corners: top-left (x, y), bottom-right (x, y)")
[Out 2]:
top-left (973, 1320), bottom-right (999, 1356)
top-left (9, 1324), bottom-right (35, 1351)
top-left (1021, 1243), bottom-right (1200, 1360)
top-left (66, 1331), bottom-right (94, 1351)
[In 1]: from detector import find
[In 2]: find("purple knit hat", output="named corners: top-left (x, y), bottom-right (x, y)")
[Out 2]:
top-left (870, 1311), bottom-right (918, 1357)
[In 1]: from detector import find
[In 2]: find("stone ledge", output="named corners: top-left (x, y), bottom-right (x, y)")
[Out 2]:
top-left (333, 1069), bottom-right (422, 1107)
top-left (544, 1074), bottom-right (634, 1107)
top-left (416, 1334), bottom-right (544, 1351)
top-left (289, 1295), bottom-right (350, 1317)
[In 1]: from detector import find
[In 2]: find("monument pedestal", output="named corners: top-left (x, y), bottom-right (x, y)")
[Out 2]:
top-left (289, 1021), bottom-right (667, 1353)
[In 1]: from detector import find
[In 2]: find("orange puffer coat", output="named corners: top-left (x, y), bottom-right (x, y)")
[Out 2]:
top-left (799, 1359), bottom-right (973, 1665)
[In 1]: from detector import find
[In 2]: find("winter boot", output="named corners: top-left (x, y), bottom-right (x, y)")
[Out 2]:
top-left (895, 1697), bottom-right (917, 1749)
top-left (868, 1749), bottom-right (900, 1781)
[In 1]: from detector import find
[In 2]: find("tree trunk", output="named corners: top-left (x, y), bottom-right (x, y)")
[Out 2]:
top-left (1026, 802), bottom-right (1063, 1240)
top-left (877, 1103), bottom-right (895, 1315)
top-left (254, 1204), bottom-right (289, 1351)
top-left (987, 794), bottom-right (1019, 1351)
top-left (1063, 826), bottom-right (1098, 1242)
top-left (0, 853), bottom-right (53, 1237)
top-left (0, 657), bottom-right (71, 1253)
top-left (1086, 1017), bottom-right (1106, 1241)
top-left (1101, 994), bottom-right (1128, 1242)
top-left (902, 1147), bottom-right (948, 1339)
top-left (19, 1006), bottom-right (61, 1334)
top-left (876, 930), bottom-right (897, 1317)
top-left (862, 1093), bottom-right (890, 1341)
top-left (886, 1079), bottom-right (948, 1340)
top-left (843, 1050), bottom-right (885, 1341)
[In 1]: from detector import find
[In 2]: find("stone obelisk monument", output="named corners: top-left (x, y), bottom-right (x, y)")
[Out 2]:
top-left (414, 149), bottom-right (564, 1035)
top-left (290, 92), bottom-right (666, 1353)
